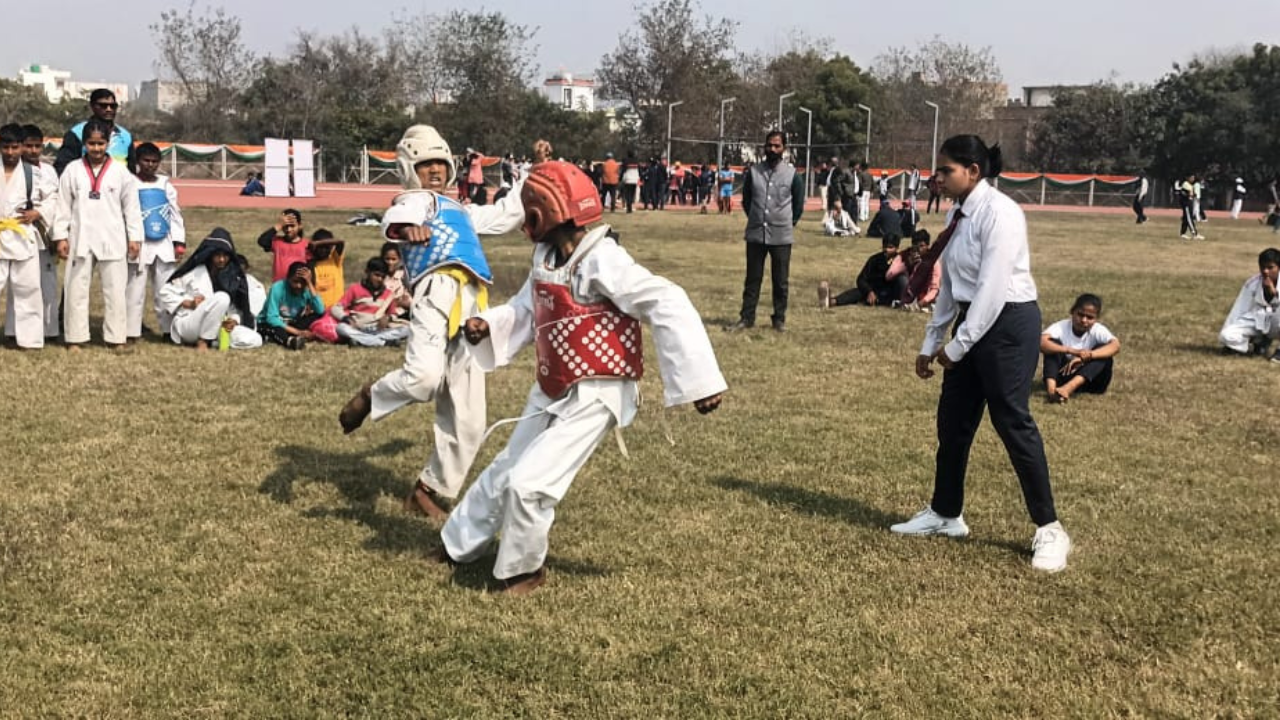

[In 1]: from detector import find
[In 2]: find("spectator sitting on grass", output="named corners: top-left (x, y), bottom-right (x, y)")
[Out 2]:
top-left (257, 261), bottom-right (324, 350)
top-left (332, 257), bottom-right (409, 348)
top-left (1218, 247), bottom-right (1280, 361)
top-left (819, 235), bottom-right (905, 309)
top-left (822, 199), bottom-right (858, 237)
top-left (1040, 293), bottom-right (1122, 403)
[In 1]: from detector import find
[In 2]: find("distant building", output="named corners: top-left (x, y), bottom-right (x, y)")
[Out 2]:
top-left (1020, 85), bottom-right (1088, 108)
top-left (17, 63), bottom-right (130, 104)
top-left (543, 72), bottom-right (595, 112)
top-left (136, 79), bottom-right (201, 113)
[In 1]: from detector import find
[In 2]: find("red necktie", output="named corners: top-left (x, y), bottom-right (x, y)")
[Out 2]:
top-left (908, 211), bottom-right (962, 300)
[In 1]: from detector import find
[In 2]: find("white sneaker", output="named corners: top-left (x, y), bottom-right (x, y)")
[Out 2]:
top-left (1194, 234), bottom-right (1206, 240)
top-left (1179, 234), bottom-right (1190, 240)
top-left (1031, 521), bottom-right (1071, 572)
top-left (890, 507), bottom-right (970, 537)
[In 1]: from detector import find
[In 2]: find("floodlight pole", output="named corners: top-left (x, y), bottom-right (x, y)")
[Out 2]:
top-left (666, 100), bottom-right (684, 163)
top-left (925, 101), bottom-right (940, 175)
top-left (799, 106), bottom-right (813, 199)
top-left (778, 91), bottom-right (795, 132)
top-left (718, 97), bottom-right (736, 171)
top-left (856, 103), bottom-right (872, 165)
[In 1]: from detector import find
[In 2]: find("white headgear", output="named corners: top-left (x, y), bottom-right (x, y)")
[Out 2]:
top-left (395, 125), bottom-right (456, 190)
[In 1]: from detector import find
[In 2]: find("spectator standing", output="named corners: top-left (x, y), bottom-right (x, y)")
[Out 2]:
top-left (727, 131), bottom-right (804, 333)
top-left (600, 152), bottom-right (620, 212)
top-left (1132, 170), bottom-right (1149, 224)
top-left (54, 89), bottom-right (134, 175)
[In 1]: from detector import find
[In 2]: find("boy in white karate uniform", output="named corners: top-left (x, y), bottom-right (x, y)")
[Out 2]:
top-left (52, 120), bottom-right (142, 350)
top-left (1219, 247), bottom-right (1280, 361)
top-left (440, 161), bottom-right (728, 595)
top-left (5, 124), bottom-right (59, 342)
top-left (0, 124), bottom-right (46, 349)
top-left (127, 142), bottom-right (185, 339)
top-left (338, 125), bottom-right (526, 520)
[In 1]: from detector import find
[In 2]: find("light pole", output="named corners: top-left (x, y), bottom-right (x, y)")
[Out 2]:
top-left (666, 100), bottom-right (684, 163)
top-left (718, 96), bottom-right (736, 171)
top-left (799, 106), bottom-right (813, 200)
top-left (778, 91), bottom-right (795, 132)
top-left (856, 103), bottom-right (872, 165)
top-left (924, 100), bottom-right (940, 176)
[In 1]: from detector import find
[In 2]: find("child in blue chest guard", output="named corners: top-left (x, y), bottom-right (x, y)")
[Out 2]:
top-left (127, 142), bottom-right (185, 339)
top-left (338, 125), bottom-right (527, 521)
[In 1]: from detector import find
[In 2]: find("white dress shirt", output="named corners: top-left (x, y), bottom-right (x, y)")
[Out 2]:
top-left (921, 179), bottom-right (1038, 361)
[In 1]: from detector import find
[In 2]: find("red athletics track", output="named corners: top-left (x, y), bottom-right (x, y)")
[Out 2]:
top-left (173, 179), bottom-right (1237, 219)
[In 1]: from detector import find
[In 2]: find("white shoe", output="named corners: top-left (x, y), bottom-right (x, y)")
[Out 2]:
top-left (1179, 234), bottom-right (1190, 240)
top-left (818, 280), bottom-right (831, 309)
top-left (1031, 521), bottom-right (1071, 572)
top-left (1194, 234), bottom-right (1206, 240)
top-left (890, 507), bottom-right (970, 537)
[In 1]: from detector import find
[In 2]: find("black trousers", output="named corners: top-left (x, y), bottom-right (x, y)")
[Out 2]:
top-left (927, 191), bottom-right (942, 214)
top-left (1043, 353), bottom-right (1113, 393)
top-left (621, 183), bottom-right (636, 212)
top-left (833, 276), bottom-right (906, 307)
top-left (1132, 196), bottom-right (1146, 222)
top-left (601, 183), bottom-right (618, 211)
top-left (259, 313), bottom-right (321, 346)
top-left (1180, 204), bottom-right (1198, 235)
top-left (739, 242), bottom-right (791, 325)
top-left (932, 301), bottom-right (1057, 526)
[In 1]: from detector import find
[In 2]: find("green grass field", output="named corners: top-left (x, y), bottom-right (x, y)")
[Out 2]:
top-left (1, 206), bottom-right (1277, 718)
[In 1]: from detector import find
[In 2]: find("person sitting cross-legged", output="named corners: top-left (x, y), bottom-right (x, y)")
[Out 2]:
top-left (333, 257), bottom-right (410, 348)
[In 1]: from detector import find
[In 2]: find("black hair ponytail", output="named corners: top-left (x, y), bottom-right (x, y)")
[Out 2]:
top-left (939, 134), bottom-right (1003, 179)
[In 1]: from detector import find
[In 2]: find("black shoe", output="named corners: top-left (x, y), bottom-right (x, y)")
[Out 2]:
top-left (724, 320), bottom-right (753, 333)
top-left (772, 320), bottom-right (786, 333)
top-left (286, 335), bottom-right (307, 351)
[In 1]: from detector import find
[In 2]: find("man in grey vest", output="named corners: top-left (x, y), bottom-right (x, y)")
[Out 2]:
top-left (727, 131), bottom-right (805, 333)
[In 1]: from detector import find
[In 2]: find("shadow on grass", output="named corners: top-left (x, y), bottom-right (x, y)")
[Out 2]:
top-left (713, 476), bottom-right (1027, 556)
top-left (1171, 342), bottom-right (1233, 357)
top-left (259, 439), bottom-right (437, 555)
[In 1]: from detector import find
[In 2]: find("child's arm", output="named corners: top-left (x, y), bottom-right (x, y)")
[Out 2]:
top-left (1040, 334), bottom-right (1075, 356)
top-left (1087, 338), bottom-right (1121, 360)
top-left (465, 275), bottom-right (535, 371)
top-left (165, 179), bottom-right (186, 255)
top-left (257, 228), bottom-right (277, 253)
top-left (582, 243), bottom-right (728, 408)
top-left (120, 172), bottom-right (143, 260)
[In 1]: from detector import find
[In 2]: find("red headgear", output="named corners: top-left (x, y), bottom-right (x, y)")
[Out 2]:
top-left (520, 161), bottom-right (603, 243)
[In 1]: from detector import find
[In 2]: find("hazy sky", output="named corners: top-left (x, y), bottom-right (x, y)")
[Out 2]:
top-left (10, 0), bottom-right (1279, 97)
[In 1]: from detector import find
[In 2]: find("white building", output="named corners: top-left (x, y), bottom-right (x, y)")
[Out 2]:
top-left (18, 64), bottom-right (130, 104)
top-left (136, 79), bottom-right (199, 113)
top-left (542, 72), bottom-right (595, 112)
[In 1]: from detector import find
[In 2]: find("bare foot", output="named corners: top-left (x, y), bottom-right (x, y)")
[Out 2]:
top-left (195, 339), bottom-right (210, 353)
top-left (66, 344), bottom-right (82, 353)
top-left (338, 382), bottom-right (373, 434)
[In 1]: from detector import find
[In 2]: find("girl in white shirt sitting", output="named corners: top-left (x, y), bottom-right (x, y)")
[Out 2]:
top-left (1040, 293), bottom-right (1121, 403)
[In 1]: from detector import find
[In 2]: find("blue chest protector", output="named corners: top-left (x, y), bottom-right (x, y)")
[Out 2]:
top-left (139, 186), bottom-right (172, 241)
top-left (400, 195), bottom-right (492, 288)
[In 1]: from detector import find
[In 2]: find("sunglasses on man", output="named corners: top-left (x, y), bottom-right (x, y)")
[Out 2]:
top-left (94, 102), bottom-right (119, 110)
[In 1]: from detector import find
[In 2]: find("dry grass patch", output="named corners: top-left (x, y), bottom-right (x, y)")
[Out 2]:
top-left (0, 207), bottom-right (1276, 717)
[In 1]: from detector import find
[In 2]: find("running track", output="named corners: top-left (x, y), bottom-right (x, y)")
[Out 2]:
top-left (174, 179), bottom-right (1232, 219)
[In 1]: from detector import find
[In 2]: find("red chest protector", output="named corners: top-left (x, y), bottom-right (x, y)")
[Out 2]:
top-left (533, 281), bottom-right (643, 400)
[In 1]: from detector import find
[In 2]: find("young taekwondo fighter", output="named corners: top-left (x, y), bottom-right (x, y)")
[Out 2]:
top-left (438, 161), bottom-right (727, 595)
top-left (338, 125), bottom-right (525, 520)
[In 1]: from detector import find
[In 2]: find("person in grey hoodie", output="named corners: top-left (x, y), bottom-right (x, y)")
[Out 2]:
top-left (727, 131), bottom-right (805, 333)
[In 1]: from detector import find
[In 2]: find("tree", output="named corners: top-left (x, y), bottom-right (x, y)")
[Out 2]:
top-left (0, 80), bottom-right (83, 137)
top-left (597, 0), bottom-right (739, 156)
top-left (1028, 83), bottom-right (1156, 173)
top-left (240, 30), bottom-right (409, 176)
top-left (149, 1), bottom-right (256, 141)
top-left (1146, 43), bottom-right (1280, 186)
top-left (871, 37), bottom-right (1005, 166)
